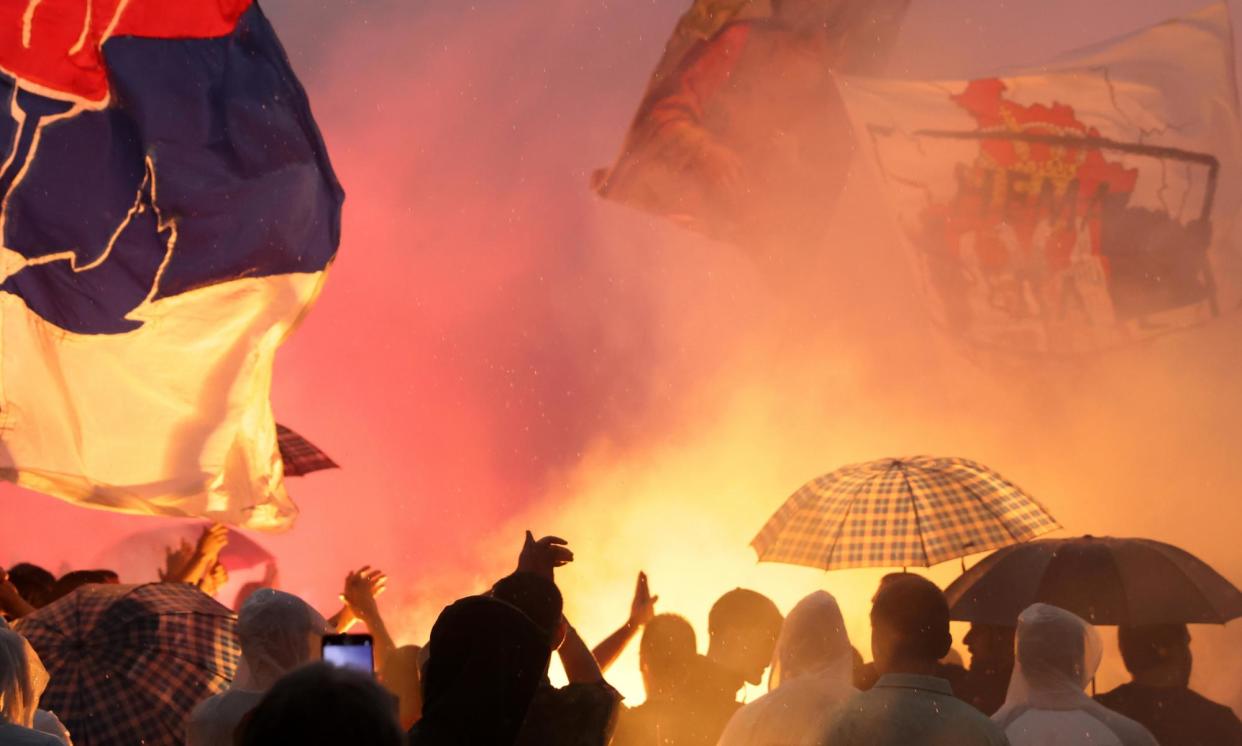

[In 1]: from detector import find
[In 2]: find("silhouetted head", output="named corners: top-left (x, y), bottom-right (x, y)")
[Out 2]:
top-left (870, 574), bottom-right (952, 676)
top-left (640, 613), bottom-right (698, 699)
top-left (236, 662), bottom-right (403, 746)
top-left (708, 588), bottom-right (783, 686)
top-left (6, 564), bottom-right (55, 609)
top-left (47, 569), bottom-right (119, 604)
top-left (489, 572), bottom-right (565, 647)
top-left (964, 623), bottom-right (1016, 672)
top-left (414, 596), bottom-right (553, 746)
top-left (1119, 623), bottom-right (1192, 687)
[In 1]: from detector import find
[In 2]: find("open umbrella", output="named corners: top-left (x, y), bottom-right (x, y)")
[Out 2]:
top-left (15, 583), bottom-right (240, 746)
top-left (752, 456), bottom-right (1059, 570)
top-left (944, 536), bottom-right (1242, 626)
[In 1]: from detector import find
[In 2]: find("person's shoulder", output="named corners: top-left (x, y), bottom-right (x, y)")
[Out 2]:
top-left (940, 694), bottom-right (1009, 740)
top-left (1084, 700), bottom-right (1160, 746)
top-left (32, 710), bottom-right (70, 744)
top-left (0, 722), bottom-right (65, 746)
top-left (1182, 687), bottom-right (1242, 721)
top-left (1095, 682), bottom-right (1135, 707)
top-left (188, 690), bottom-right (225, 720)
top-left (1181, 690), bottom-right (1242, 740)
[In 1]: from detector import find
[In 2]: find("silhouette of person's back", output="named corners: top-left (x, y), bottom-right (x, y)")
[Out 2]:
top-left (1097, 624), bottom-right (1242, 746)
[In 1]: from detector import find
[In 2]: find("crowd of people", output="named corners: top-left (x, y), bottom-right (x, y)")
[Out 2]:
top-left (0, 527), bottom-right (1240, 745)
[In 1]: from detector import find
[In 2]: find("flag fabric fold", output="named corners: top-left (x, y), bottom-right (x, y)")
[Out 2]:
top-left (0, 0), bottom-right (342, 530)
top-left (593, 0), bottom-right (909, 252)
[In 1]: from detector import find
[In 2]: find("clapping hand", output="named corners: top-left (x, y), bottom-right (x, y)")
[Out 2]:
top-left (198, 562), bottom-right (229, 597)
top-left (340, 566), bottom-right (387, 624)
top-left (516, 531), bottom-right (573, 581)
top-left (629, 571), bottom-right (658, 627)
top-left (159, 540), bottom-right (195, 582)
top-left (195, 524), bottom-right (230, 564)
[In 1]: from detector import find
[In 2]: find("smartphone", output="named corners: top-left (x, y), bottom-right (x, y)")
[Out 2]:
top-left (322, 633), bottom-right (374, 675)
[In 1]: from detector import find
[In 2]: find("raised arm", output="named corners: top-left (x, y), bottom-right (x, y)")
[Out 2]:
top-left (340, 566), bottom-right (396, 669)
top-left (593, 571), bottom-right (658, 672)
top-left (160, 524), bottom-right (229, 586)
top-left (561, 620), bottom-right (606, 684)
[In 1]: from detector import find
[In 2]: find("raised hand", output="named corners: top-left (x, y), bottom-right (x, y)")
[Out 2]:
top-left (629, 571), bottom-right (658, 627)
top-left (195, 524), bottom-right (230, 563)
top-left (159, 540), bottom-right (196, 582)
top-left (197, 562), bottom-right (229, 597)
top-left (341, 566), bottom-right (388, 622)
top-left (516, 531), bottom-right (573, 581)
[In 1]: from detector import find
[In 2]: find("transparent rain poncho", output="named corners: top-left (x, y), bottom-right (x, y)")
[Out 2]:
top-left (187, 589), bottom-right (329, 746)
top-left (0, 627), bottom-right (47, 729)
top-left (993, 604), bottom-right (1158, 746)
top-left (718, 591), bottom-right (857, 746)
top-left (233, 589), bottom-right (330, 690)
top-left (0, 618), bottom-right (72, 744)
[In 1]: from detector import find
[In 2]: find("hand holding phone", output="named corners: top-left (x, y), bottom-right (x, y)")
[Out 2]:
top-left (322, 633), bottom-right (374, 675)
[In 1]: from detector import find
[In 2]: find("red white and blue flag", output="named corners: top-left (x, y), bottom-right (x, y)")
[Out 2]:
top-left (0, 0), bottom-right (342, 529)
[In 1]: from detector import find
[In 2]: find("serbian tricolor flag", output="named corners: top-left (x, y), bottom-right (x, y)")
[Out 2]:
top-left (838, 4), bottom-right (1242, 358)
top-left (0, 1), bottom-right (342, 530)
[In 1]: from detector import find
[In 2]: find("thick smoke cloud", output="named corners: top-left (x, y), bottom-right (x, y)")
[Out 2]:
top-left (2, 0), bottom-right (1239, 707)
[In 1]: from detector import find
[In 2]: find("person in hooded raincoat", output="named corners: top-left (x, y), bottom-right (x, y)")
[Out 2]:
top-left (718, 591), bottom-right (856, 746)
top-left (186, 589), bottom-right (330, 746)
top-left (0, 625), bottom-right (71, 745)
top-left (993, 604), bottom-right (1158, 746)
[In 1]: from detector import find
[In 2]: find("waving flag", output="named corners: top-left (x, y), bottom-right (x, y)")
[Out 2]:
top-left (593, 0), bottom-right (909, 253)
top-left (839, 4), bottom-right (1242, 357)
top-left (0, 0), bottom-right (342, 529)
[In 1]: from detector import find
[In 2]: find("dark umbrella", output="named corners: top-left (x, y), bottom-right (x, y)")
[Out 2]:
top-left (277, 423), bottom-right (338, 477)
top-left (15, 583), bottom-right (240, 746)
top-left (944, 535), bottom-right (1242, 625)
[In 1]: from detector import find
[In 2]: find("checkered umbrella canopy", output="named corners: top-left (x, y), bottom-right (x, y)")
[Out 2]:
top-left (277, 423), bottom-right (339, 477)
top-left (15, 583), bottom-right (240, 746)
top-left (752, 456), bottom-right (1059, 570)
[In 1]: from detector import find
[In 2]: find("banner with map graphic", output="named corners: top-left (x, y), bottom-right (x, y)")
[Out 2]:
top-left (839, 4), bottom-right (1242, 356)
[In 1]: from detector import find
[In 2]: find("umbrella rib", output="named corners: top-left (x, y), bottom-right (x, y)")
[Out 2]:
top-left (955, 474), bottom-right (1023, 546)
top-left (1145, 541), bottom-right (1228, 622)
top-left (822, 475), bottom-right (875, 569)
top-left (1106, 545), bottom-right (1134, 625)
top-left (898, 466), bottom-right (931, 566)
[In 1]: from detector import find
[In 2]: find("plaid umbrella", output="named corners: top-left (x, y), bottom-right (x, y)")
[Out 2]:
top-left (752, 456), bottom-right (1059, 570)
top-left (277, 423), bottom-right (339, 476)
top-left (944, 536), bottom-right (1242, 625)
top-left (16, 583), bottom-right (240, 746)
